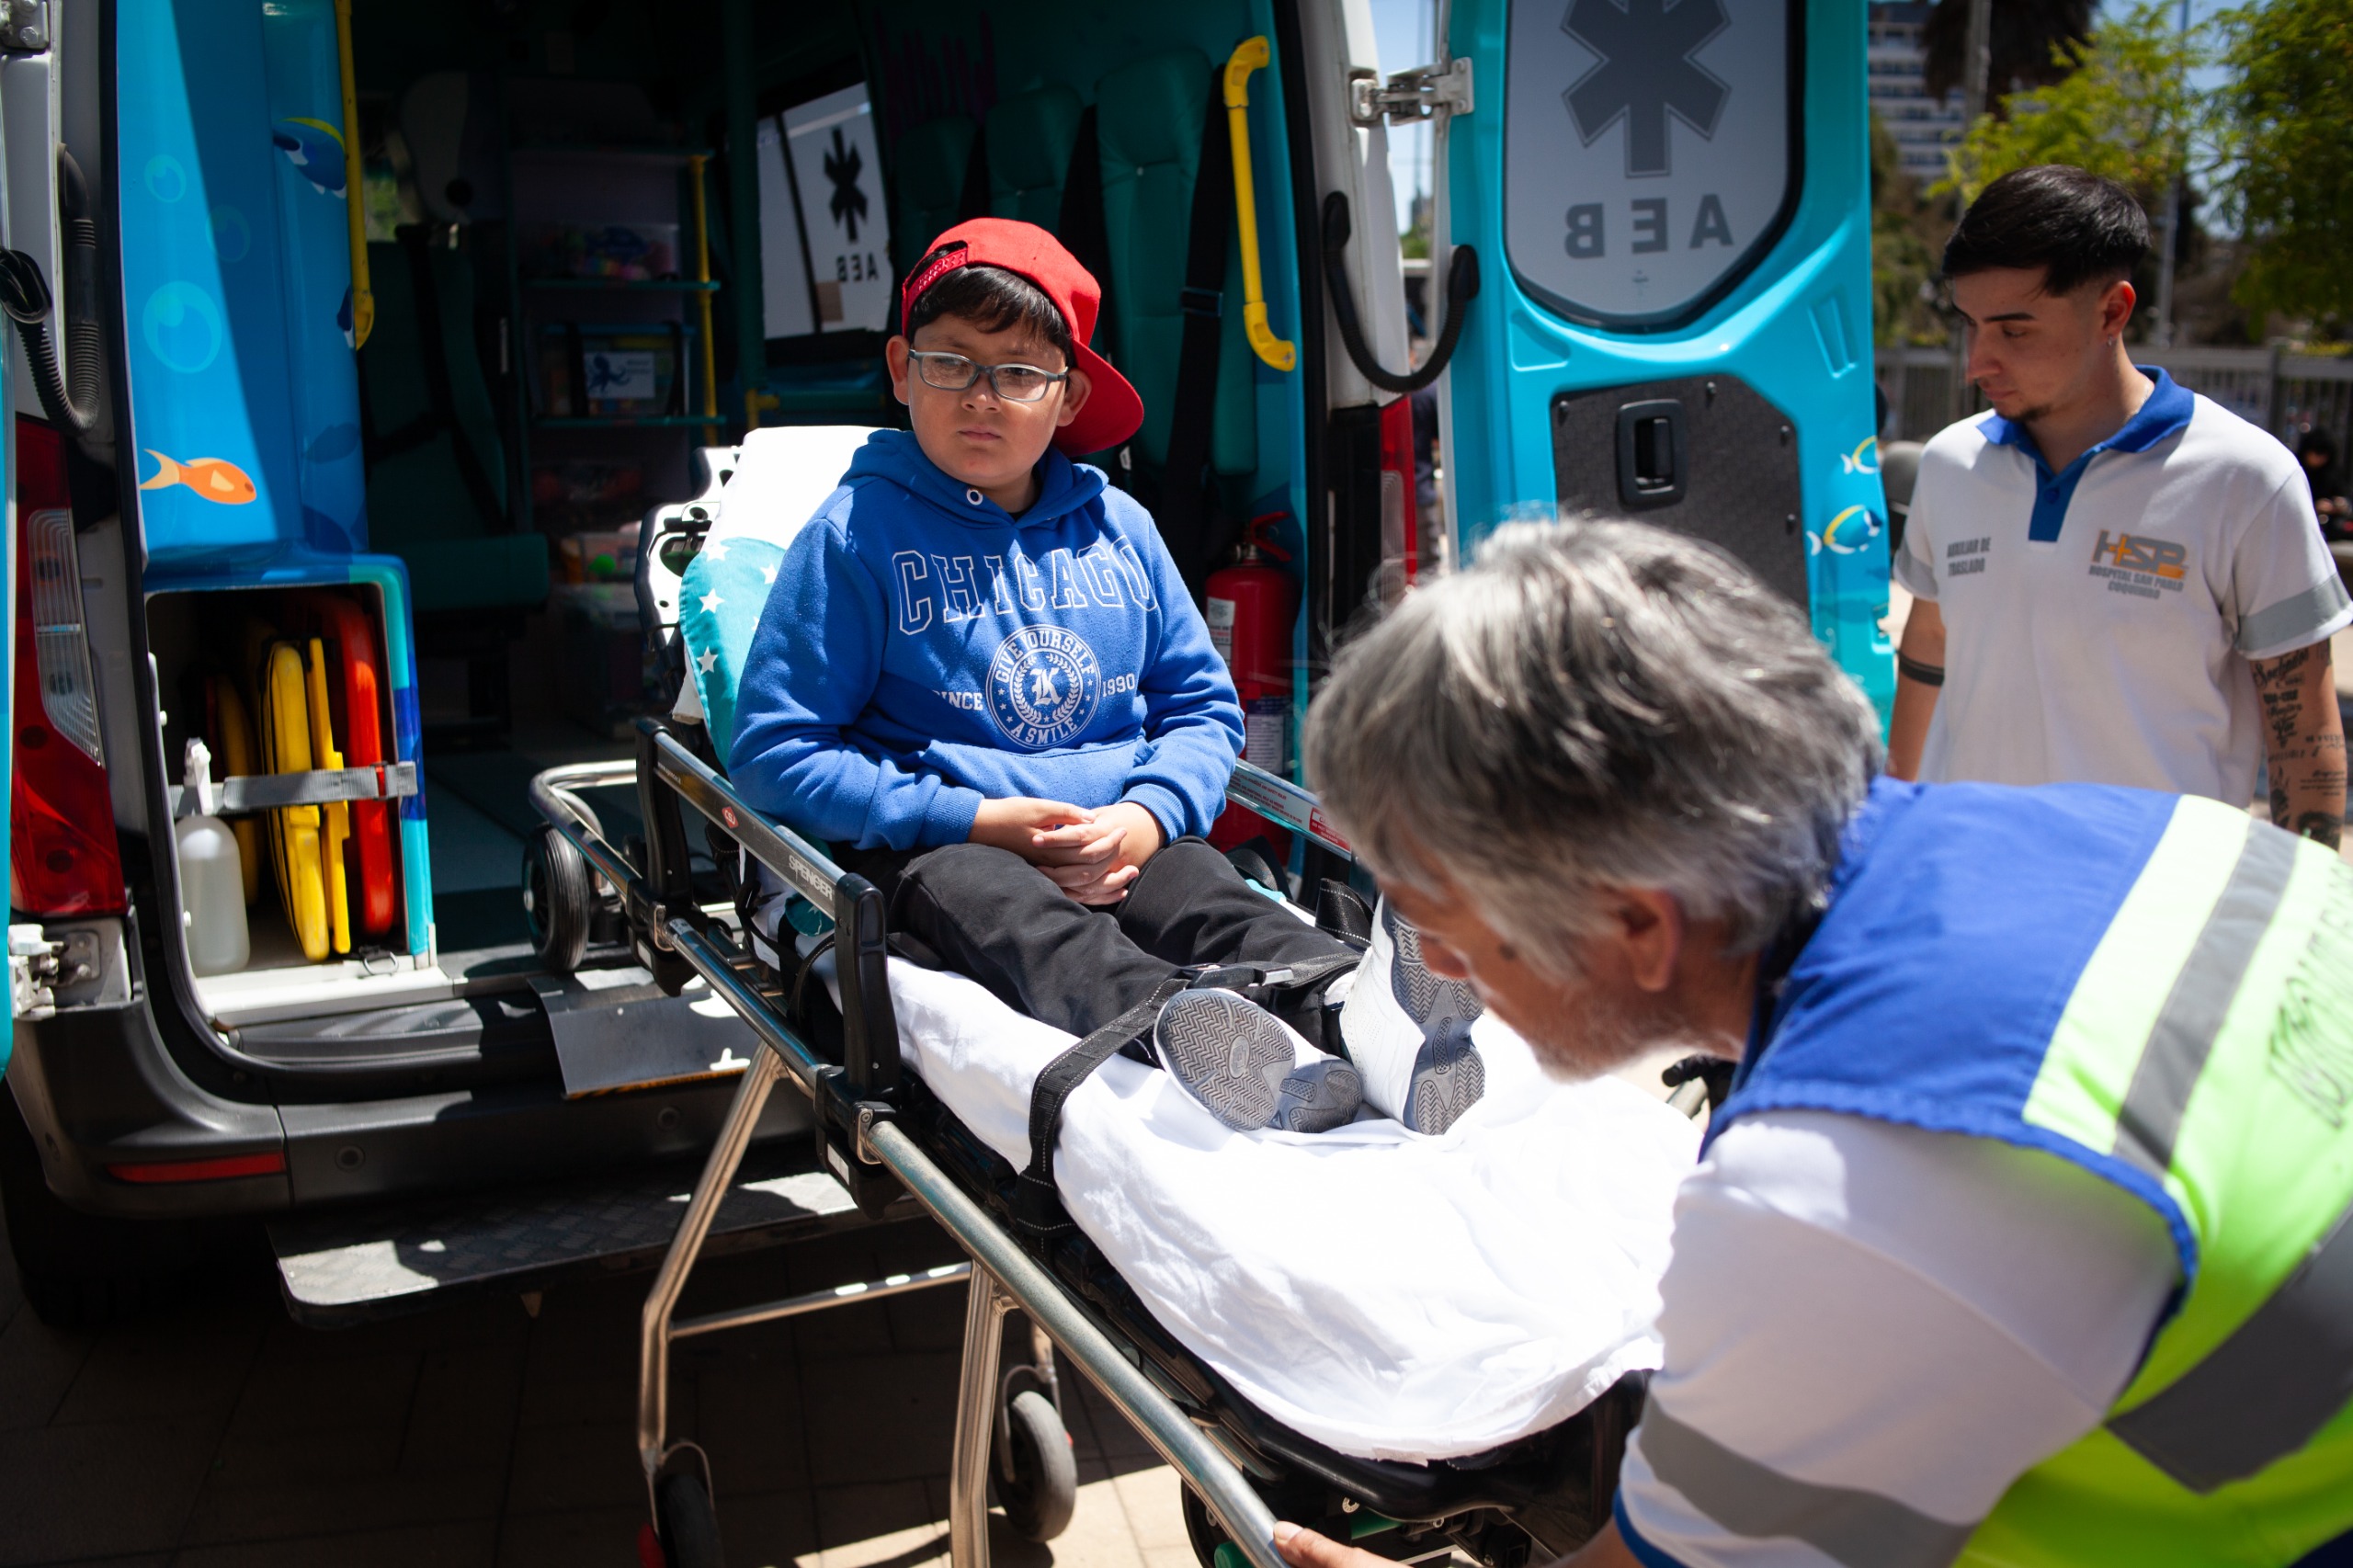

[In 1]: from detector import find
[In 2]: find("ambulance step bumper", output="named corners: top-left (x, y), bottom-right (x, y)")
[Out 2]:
top-left (267, 1143), bottom-right (884, 1326)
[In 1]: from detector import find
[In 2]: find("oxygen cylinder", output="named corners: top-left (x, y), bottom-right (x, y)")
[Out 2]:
top-left (176, 738), bottom-right (251, 976)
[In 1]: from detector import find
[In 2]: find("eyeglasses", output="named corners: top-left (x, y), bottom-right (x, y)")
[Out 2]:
top-left (907, 349), bottom-right (1068, 403)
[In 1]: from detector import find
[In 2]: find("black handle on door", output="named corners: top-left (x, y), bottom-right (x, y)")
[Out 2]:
top-left (1320, 190), bottom-right (1479, 397)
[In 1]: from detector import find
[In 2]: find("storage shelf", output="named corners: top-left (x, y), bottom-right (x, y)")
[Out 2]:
top-left (536, 415), bottom-right (727, 428)
top-left (524, 278), bottom-right (720, 292)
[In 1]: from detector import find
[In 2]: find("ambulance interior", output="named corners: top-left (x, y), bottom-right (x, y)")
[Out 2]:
top-left (133, 0), bottom-right (1382, 1029)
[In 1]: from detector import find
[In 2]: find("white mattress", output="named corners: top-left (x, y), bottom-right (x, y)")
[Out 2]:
top-left (857, 958), bottom-right (1700, 1462)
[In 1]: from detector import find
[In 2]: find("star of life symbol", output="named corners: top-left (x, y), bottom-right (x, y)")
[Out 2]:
top-left (825, 127), bottom-right (869, 241)
top-left (986, 625), bottom-right (1103, 751)
top-left (1563, 0), bottom-right (1731, 178)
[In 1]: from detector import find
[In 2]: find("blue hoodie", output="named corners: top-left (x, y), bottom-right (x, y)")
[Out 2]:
top-left (728, 430), bottom-right (1245, 851)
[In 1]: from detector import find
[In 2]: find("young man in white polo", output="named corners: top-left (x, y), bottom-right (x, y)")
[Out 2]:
top-left (1889, 165), bottom-right (2350, 847)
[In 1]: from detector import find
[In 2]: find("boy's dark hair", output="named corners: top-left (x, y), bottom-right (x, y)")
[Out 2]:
top-left (904, 253), bottom-right (1074, 365)
top-left (1942, 165), bottom-right (2149, 297)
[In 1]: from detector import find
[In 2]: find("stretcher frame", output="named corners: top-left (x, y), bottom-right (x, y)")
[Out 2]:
top-left (537, 733), bottom-right (1645, 1568)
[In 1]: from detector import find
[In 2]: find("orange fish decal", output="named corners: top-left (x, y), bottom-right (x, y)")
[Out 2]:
top-left (138, 449), bottom-right (257, 505)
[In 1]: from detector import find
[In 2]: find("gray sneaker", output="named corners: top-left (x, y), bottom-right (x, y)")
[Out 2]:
top-left (1154, 989), bottom-right (1363, 1133)
top-left (1384, 903), bottom-right (1486, 1134)
top-left (1387, 902), bottom-right (1482, 1038)
top-left (1401, 1017), bottom-right (1487, 1135)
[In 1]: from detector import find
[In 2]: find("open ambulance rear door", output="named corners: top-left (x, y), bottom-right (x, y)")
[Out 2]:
top-left (1438, 0), bottom-right (1893, 712)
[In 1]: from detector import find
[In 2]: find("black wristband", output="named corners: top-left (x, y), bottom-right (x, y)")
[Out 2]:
top-left (1897, 652), bottom-right (1945, 687)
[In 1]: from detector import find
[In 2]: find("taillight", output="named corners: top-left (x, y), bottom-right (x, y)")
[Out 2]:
top-left (11, 415), bottom-right (123, 916)
top-left (1378, 395), bottom-right (1417, 585)
top-left (107, 1150), bottom-right (287, 1184)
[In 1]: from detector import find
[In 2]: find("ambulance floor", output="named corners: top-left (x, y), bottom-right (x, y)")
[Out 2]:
top-left (0, 1203), bottom-right (1202, 1568)
top-left (424, 726), bottom-right (641, 958)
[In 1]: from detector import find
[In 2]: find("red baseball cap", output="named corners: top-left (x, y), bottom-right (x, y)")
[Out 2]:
top-left (899, 218), bottom-right (1143, 457)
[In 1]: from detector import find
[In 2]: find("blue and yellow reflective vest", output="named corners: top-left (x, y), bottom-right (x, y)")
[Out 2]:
top-left (1716, 778), bottom-right (2353, 1567)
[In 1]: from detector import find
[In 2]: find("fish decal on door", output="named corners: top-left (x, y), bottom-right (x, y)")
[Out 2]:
top-left (272, 118), bottom-right (347, 197)
top-left (140, 449), bottom-right (258, 505)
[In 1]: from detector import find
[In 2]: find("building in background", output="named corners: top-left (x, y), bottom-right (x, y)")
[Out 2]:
top-left (1870, 2), bottom-right (1967, 185)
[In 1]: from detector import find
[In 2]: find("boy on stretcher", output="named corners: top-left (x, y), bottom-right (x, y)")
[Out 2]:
top-left (727, 219), bottom-right (1483, 1135)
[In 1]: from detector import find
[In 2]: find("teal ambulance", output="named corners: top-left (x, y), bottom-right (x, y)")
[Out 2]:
top-left (0, 0), bottom-right (1883, 1330)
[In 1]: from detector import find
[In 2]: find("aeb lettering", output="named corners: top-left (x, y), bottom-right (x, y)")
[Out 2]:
top-left (1564, 194), bottom-right (1735, 260)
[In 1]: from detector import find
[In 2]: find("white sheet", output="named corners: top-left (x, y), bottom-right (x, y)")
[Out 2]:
top-left (862, 958), bottom-right (1700, 1462)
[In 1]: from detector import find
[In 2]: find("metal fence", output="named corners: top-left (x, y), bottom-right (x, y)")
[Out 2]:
top-left (1874, 345), bottom-right (2353, 450)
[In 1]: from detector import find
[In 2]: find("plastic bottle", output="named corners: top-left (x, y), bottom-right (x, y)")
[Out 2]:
top-left (176, 738), bottom-right (250, 975)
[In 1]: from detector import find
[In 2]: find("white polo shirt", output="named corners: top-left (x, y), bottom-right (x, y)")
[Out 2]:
top-left (1894, 369), bottom-right (2351, 802)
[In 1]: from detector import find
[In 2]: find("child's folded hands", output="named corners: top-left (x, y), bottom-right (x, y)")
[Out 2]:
top-left (967, 796), bottom-right (1165, 906)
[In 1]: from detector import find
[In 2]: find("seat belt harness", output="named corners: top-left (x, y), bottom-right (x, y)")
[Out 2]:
top-left (1015, 976), bottom-right (1191, 1236)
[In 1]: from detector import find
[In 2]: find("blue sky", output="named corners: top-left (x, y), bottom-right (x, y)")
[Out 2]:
top-left (1369, 0), bottom-right (1437, 233)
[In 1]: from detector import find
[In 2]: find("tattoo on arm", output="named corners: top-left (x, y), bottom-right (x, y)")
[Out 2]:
top-left (2253, 646), bottom-right (2346, 848)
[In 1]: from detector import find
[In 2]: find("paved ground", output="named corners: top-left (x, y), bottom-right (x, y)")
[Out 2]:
top-left (0, 1207), bottom-right (1192, 1568)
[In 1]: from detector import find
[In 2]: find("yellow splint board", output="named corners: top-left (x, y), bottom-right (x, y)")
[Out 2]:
top-left (258, 641), bottom-right (330, 960)
top-left (305, 636), bottom-right (352, 956)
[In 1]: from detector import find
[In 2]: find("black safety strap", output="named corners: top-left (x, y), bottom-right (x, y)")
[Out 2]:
top-left (1015, 976), bottom-right (1190, 1235)
top-left (1313, 880), bottom-right (1374, 948)
top-left (360, 226), bottom-right (508, 529)
top-left (1238, 952), bottom-right (1365, 1003)
top-left (1155, 71), bottom-right (1233, 599)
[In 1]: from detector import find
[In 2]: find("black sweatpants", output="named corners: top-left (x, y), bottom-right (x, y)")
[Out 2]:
top-left (847, 837), bottom-right (1356, 1039)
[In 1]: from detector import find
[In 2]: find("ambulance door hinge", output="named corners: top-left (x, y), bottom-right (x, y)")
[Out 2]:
top-left (1347, 58), bottom-right (1472, 128)
top-left (0, 2), bottom-right (51, 53)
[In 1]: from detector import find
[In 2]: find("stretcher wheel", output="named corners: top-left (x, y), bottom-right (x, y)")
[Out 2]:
top-left (995, 1388), bottom-right (1076, 1541)
top-left (1181, 1483), bottom-right (1232, 1568)
top-left (523, 824), bottom-right (593, 973)
top-left (654, 1470), bottom-right (725, 1568)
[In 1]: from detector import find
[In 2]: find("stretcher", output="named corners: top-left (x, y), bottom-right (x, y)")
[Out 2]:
top-left (528, 433), bottom-right (1708, 1568)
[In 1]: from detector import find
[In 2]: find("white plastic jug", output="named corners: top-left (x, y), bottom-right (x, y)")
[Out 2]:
top-left (176, 738), bottom-right (250, 976)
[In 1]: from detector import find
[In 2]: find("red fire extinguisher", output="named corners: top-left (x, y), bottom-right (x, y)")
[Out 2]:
top-left (1206, 513), bottom-right (1297, 851)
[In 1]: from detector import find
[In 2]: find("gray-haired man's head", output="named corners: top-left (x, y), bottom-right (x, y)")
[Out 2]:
top-left (1305, 520), bottom-right (1881, 1074)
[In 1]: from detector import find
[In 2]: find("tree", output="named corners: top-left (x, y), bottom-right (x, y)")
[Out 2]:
top-left (1923, 0), bottom-right (2094, 108)
top-left (1935, 1), bottom-right (2209, 210)
top-left (1870, 115), bottom-right (1946, 347)
top-left (2211, 0), bottom-right (2353, 331)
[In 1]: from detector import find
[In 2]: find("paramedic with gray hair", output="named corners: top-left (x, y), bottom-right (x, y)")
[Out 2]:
top-left (1273, 521), bottom-right (2353, 1568)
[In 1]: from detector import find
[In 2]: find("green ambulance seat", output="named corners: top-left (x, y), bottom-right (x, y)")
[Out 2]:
top-left (359, 232), bottom-right (548, 615)
top-left (986, 85), bottom-right (1082, 230)
top-left (892, 116), bottom-right (977, 275)
top-left (1093, 48), bottom-right (1255, 478)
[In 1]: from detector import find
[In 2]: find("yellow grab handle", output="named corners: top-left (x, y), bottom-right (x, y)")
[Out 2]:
top-left (1222, 38), bottom-right (1294, 373)
top-left (688, 154), bottom-right (720, 425)
top-left (333, 0), bottom-right (373, 349)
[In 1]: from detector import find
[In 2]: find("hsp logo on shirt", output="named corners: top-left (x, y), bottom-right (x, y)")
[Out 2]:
top-left (2087, 530), bottom-right (2186, 600)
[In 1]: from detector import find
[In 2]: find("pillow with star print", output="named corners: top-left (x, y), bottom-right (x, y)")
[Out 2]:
top-left (678, 532), bottom-right (787, 757)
